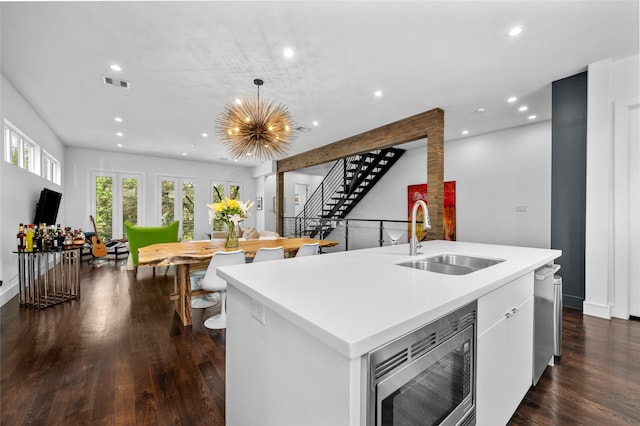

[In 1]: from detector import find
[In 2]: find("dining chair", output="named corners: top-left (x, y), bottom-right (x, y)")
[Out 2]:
top-left (190, 270), bottom-right (218, 309)
top-left (125, 220), bottom-right (180, 277)
top-left (295, 242), bottom-right (320, 257)
top-left (253, 246), bottom-right (284, 263)
top-left (197, 249), bottom-right (246, 329)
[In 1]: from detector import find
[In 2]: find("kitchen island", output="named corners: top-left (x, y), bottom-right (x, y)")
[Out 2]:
top-left (217, 240), bottom-right (561, 426)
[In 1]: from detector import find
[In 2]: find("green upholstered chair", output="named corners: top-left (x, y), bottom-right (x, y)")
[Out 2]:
top-left (124, 220), bottom-right (180, 276)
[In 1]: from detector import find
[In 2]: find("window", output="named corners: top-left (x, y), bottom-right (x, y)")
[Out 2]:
top-left (42, 150), bottom-right (60, 184)
top-left (3, 120), bottom-right (60, 183)
top-left (3, 120), bottom-right (38, 174)
top-left (211, 181), bottom-right (242, 231)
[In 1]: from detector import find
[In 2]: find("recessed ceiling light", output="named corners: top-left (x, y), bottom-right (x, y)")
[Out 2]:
top-left (182, 152), bottom-right (187, 156)
top-left (235, 98), bottom-right (242, 105)
top-left (110, 64), bottom-right (122, 72)
top-left (234, 159), bottom-right (238, 162)
top-left (283, 47), bottom-right (294, 58)
top-left (508, 26), bottom-right (523, 37)
top-left (519, 105), bottom-right (528, 112)
top-left (191, 143), bottom-right (197, 147)
top-left (116, 132), bottom-right (123, 137)
top-left (114, 117), bottom-right (123, 122)
top-left (201, 133), bottom-right (208, 137)
top-left (528, 115), bottom-right (537, 120)
top-left (374, 90), bottom-right (383, 98)
top-left (507, 97), bottom-right (517, 103)
top-left (312, 121), bottom-right (319, 126)
top-left (462, 130), bottom-right (469, 135)
top-left (475, 107), bottom-right (486, 114)
top-left (116, 143), bottom-right (123, 148)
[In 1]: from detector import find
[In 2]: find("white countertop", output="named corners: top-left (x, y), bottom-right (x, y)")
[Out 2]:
top-left (217, 240), bottom-right (561, 359)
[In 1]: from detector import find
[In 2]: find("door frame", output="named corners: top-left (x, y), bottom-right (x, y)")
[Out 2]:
top-left (612, 97), bottom-right (640, 318)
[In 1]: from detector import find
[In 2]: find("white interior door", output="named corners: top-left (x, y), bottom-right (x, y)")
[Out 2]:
top-left (294, 183), bottom-right (308, 216)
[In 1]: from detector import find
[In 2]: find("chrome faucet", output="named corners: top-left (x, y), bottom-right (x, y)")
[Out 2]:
top-left (410, 200), bottom-right (431, 255)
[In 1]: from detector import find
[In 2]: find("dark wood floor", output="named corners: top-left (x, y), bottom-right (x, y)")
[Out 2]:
top-left (1, 261), bottom-right (639, 425)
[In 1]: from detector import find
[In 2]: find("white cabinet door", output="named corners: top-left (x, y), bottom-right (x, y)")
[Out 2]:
top-left (477, 275), bottom-right (534, 426)
top-left (477, 313), bottom-right (511, 425)
top-left (509, 296), bottom-right (534, 405)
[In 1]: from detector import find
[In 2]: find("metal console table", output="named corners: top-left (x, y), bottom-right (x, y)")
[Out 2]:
top-left (15, 248), bottom-right (81, 309)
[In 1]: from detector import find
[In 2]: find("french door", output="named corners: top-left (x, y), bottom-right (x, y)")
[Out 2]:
top-left (159, 176), bottom-right (196, 241)
top-left (91, 171), bottom-right (142, 240)
top-left (210, 180), bottom-right (242, 232)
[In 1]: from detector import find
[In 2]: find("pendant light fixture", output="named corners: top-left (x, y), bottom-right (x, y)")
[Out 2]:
top-left (216, 79), bottom-right (295, 160)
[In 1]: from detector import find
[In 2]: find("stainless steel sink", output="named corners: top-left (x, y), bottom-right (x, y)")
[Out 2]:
top-left (426, 254), bottom-right (505, 270)
top-left (397, 259), bottom-right (474, 275)
top-left (397, 254), bottom-right (505, 275)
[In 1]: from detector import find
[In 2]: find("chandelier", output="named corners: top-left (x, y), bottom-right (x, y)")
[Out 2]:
top-left (216, 79), bottom-right (295, 160)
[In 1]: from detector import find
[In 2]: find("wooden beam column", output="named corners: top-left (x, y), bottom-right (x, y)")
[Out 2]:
top-left (276, 107), bottom-right (445, 239)
top-left (276, 170), bottom-right (285, 236)
top-left (426, 110), bottom-right (445, 240)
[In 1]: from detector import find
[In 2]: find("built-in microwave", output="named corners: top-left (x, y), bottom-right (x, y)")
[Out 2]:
top-left (367, 301), bottom-right (477, 426)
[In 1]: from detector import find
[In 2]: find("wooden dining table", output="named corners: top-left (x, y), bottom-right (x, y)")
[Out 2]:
top-left (138, 238), bottom-right (339, 326)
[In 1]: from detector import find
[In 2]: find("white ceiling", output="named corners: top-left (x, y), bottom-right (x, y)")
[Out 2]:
top-left (1, 1), bottom-right (638, 169)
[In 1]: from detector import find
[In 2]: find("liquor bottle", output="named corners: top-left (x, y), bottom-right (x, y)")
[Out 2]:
top-left (17, 223), bottom-right (26, 252)
top-left (56, 225), bottom-right (64, 250)
top-left (64, 228), bottom-right (73, 249)
top-left (25, 224), bottom-right (34, 252)
top-left (52, 225), bottom-right (59, 250)
top-left (72, 229), bottom-right (85, 247)
top-left (41, 227), bottom-right (50, 251)
top-left (34, 225), bottom-right (42, 252)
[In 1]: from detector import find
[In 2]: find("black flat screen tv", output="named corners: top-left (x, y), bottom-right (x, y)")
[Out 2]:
top-left (33, 188), bottom-right (62, 226)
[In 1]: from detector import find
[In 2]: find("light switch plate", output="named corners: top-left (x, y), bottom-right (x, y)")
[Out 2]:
top-left (515, 205), bottom-right (528, 212)
top-left (251, 299), bottom-right (266, 325)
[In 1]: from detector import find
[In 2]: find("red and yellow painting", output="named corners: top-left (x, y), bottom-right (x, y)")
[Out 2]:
top-left (407, 181), bottom-right (456, 241)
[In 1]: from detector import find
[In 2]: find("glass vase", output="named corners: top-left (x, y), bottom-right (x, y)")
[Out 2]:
top-left (225, 221), bottom-right (239, 248)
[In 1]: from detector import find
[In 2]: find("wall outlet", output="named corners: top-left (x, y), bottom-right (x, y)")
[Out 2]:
top-left (251, 299), bottom-right (266, 325)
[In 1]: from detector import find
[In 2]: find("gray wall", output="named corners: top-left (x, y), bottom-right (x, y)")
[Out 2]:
top-left (551, 72), bottom-right (588, 310)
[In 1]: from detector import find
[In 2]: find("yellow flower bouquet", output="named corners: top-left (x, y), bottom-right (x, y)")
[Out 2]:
top-left (208, 198), bottom-right (254, 247)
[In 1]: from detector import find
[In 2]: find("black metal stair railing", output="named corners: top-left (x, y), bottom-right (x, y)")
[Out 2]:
top-left (292, 152), bottom-right (358, 237)
top-left (293, 148), bottom-right (405, 238)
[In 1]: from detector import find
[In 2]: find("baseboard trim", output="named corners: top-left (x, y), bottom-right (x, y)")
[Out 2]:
top-left (563, 294), bottom-right (584, 310)
top-left (0, 278), bottom-right (19, 307)
top-left (583, 301), bottom-right (612, 319)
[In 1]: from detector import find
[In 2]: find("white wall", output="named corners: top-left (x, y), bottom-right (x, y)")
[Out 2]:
top-left (584, 54), bottom-right (640, 319)
top-left (65, 147), bottom-right (256, 241)
top-left (1, 74), bottom-right (67, 305)
top-left (334, 121), bottom-right (552, 250)
top-left (251, 161), bottom-right (276, 231)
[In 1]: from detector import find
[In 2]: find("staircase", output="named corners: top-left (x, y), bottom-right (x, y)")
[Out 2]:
top-left (293, 148), bottom-right (405, 238)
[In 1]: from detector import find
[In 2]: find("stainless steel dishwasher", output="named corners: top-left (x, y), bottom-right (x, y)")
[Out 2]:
top-left (533, 263), bottom-right (561, 385)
